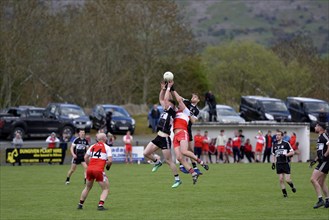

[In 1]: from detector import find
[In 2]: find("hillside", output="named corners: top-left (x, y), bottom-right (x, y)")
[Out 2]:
top-left (176, 0), bottom-right (329, 55)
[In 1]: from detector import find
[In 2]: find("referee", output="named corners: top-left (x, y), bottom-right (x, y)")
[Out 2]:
top-left (271, 130), bottom-right (296, 197)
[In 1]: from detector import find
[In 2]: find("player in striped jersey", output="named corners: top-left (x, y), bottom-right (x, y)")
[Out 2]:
top-left (77, 133), bottom-right (112, 211)
top-left (179, 95), bottom-right (204, 175)
top-left (171, 83), bottom-right (209, 185)
top-left (271, 130), bottom-right (296, 198)
top-left (143, 81), bottom-right (182, 188)
top-left (310, 122), bottom-right (329, 209)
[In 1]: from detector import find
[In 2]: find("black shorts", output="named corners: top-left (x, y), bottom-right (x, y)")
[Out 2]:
top-left (276, 163), bottom-right (291, 174)
top-left (188, 129), bottom-right (193, 142)
top-left (315, 161), bottom-right (329, 174)
top-left (72, 157), bottom-right (85, 164)
top-left (151, 135), bottom-right (171, 150)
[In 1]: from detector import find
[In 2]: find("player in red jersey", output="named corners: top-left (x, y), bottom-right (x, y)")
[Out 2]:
top-left (170, 82), bottom-right (209, 184)
top-left (77, 133), bottom-right (112, 211)
top-left (123, 130), bottom-right (133, 164)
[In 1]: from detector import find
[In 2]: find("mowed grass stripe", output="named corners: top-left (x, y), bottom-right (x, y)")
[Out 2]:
top-left (0, 163), bottom-right (328, 220)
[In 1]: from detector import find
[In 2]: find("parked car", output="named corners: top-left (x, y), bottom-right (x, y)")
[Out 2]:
top-left (239, 96), bottom-right (291, 122)
top-left (44, 103), bottom-right (92, 135)
top-left (0, 106), bottom-right (73, 139)
top-left (147, 105), bottom-right (164, 128)
top-left (0, 106), bottom-right (47, 138)
top-left (286, 97), bottom-right (329, 130)
top-left (198, 104), bottom-right (245, 123)
top-left (90, 104), bottom-right (135, 134)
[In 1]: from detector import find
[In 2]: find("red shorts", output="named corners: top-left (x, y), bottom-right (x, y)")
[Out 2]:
top-left (202, 145), bottom-right (209, 152)
top-left (173, 130), bottom-right (189, 148)
top-left (125, 144), bottom-right (132, 152)
top-left (86, 169), bottom-right (107, 182)
top-left (217, 146), bottom-right (225, 153)
top-left (255, 143), bottom-right (263, 152)
top-left (226, 148), bottom-right (232, 155)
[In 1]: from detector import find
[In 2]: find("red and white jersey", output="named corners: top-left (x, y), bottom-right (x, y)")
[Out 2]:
top-left (256, 135), bottom-right (265, 145)
top-left (173, 108), bottom-right (190, 131)
top-left (86, 142), bottom-right (112, 171)
top-left (123, 135), bottom-right (133, 145)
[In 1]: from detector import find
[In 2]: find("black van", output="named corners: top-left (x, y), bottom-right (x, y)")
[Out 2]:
top-left (286, 97), bottom-right (329, 129)
top-left (239, 96), bottom-right (291, 122)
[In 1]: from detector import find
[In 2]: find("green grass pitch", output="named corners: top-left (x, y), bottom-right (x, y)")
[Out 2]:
top-left (1, 163), bottom-right (328, 220)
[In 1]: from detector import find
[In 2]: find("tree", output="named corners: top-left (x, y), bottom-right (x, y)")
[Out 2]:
top-left (0, 0), bottom-right (204, 108)
top-left (202, 41), bottom-right (312, 107)
top-left (272, 36), bottom-right (329, 101)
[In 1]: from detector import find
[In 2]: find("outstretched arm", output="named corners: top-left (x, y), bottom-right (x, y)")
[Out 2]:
top-left (159, 81), bottom-right (166, 107)
top-left (171, 90), bottom-right (185, 111)
top-left (163, 81), bottom-right (174, 109)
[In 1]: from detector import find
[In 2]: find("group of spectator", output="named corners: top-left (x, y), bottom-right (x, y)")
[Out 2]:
top-left (191, 129), bottom-right (301, 164)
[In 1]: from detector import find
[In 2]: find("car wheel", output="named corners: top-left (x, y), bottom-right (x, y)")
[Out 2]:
top-left (12, 127), bottom-right (25, 139)
top-left (62, 126), bottom-right (74, 139)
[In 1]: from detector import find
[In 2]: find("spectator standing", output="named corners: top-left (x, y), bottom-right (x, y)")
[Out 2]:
top-left (46, 132), bottom-right (60, 149)
top-left (150, 104), bottom-right (161, 133)
top-left (271, 130), bottom-right (296, 198)
top-left (193, 129), bottom-right (203, 159)
top-left (224, 137), bottom-right (233, 163)
top-left (205, 91), bottom-right (217, 122)
top-left (105, 110), bottom-right (113, 134)
top-left (293, 142), bottom-right (302, 162)
top-left (310, 122), bottom-right (329, 209)
top-left (12, 131), bottom-right (23, 166)
top-left (12, 131), bottom-right (23, 148)
top-left (123, 130), bottom-right (133, 164)
top-left (244, 138), bottom-right (254, 163)
top-left (208, 139), bottom-right (217, 163)
top-left (283, 131), bottom-right (290, 142)
top-left (272, 129), bottom-right (279, 146)
top-left (232, 131), bottom-right (241, 163)
top-left (77, 133), bottom-right (112, 211)
top-left (289, 132), bottom-right (301, 162)
top-left (238, 129), bottom-right (245, 160)
top-left (59, 133), bottom-right (70, 165)
top-left (263, 130), bottom-right (273, 163)
top-left (202, 131), bottom-right (211, 164)
top-left (255, 130), bottom-right (265, 162)
top-left (215, 130), bottom-right (227, 163)
top-left (106, 132), bottom-right (116, 147)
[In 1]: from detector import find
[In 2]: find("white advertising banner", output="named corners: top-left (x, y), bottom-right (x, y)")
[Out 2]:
top-left (111, 146), bottom-right (144, 162)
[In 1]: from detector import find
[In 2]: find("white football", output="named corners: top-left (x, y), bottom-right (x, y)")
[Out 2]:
top-left (163, 71), bottom-right (174, 81)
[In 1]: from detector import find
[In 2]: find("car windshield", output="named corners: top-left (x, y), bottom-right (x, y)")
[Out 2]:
top-left (217, 107), bottom-right (239, 116)
top-left (61, 106), bottom-right (86, 118)
top-left (104, 107), bottom-right (129, 117)
top-left (262, 101), bottom-right (287, 112)
top-left (304, 102), bottom-right (329, 112)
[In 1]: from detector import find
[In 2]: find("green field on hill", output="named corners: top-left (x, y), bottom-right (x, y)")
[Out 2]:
top-left (1, 163), bottom-right (328, 220)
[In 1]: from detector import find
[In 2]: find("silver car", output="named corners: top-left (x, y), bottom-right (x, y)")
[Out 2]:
top-left (198, 104), bottom-right (245, 123)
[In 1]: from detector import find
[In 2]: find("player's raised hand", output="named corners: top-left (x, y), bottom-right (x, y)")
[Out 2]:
top-left (167, 80), bottom-right (174, 88)
top-left (160, 81), bottom-right (166, 90)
